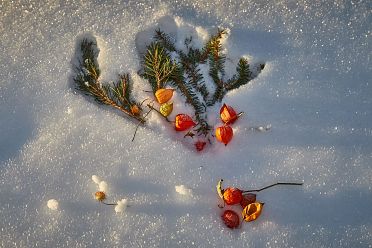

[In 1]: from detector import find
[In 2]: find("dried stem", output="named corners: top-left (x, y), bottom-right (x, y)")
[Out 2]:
top-left (242, 182), bottom-right (303, 193)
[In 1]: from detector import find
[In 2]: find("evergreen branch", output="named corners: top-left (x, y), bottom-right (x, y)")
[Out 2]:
top-left (73, 38), bottom-right (145, 124)
top-left (143, 43), bottom-right (175, 92)
top-left (225, 58), bottom-right (252, 91)
top-left (205, 28), bottom-right (227, 106)
top-left (154, 29), bottom-right (177, 52)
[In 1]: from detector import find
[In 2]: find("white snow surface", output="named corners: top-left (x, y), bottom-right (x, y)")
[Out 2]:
top-left (1, 1), bottom-right (371, 247)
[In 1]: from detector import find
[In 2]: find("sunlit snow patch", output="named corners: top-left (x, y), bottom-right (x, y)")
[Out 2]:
top-left (47, 199), bottom-right (59, 211)
top-left (114, 199), bottom-right (128, 213)
top-left (175, 185), bottom-right (193, 196)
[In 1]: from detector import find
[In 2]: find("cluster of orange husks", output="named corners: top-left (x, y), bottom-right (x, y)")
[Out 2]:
top-left (215, 104), bottom-right (242, 146)
top-left (154, 88), bottom-right (242, 151)
top-left (218, 180), bottom-right (264, 229)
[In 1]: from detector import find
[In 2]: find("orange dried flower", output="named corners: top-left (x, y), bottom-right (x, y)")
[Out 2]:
top-left (240, 193), bottom-right (256, 209)
top-left (95, 191), bottom-right (106, 202)
top-left (223, 187), bottom-right (243, 205)
top-left (215, 125), bottom-right (233, 145)
top-left (155, 88), bottom-right (174, 104)
top-left (221, 210), bottom-right (240, 229)
top-left (242, 202), bottom-right (264, 222)
top-left (220, 103), bottom-right (241, 124)
top-left (175, 114), bottom-right (196, 131)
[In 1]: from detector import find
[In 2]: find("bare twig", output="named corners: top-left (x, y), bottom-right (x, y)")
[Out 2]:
top-left (242, 182), bottom-right (303, 193)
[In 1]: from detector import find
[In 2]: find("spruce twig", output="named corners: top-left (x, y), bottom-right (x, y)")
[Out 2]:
top-left (74, 38), bottom-right (145, 124)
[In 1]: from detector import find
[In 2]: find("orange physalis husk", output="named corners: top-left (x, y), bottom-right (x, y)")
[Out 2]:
top-left (223, 187), bottom-right (243, 205)
top-left (242, 202), bottom-right (264, 222)
top-left (215, 125), bottom-right (233, 145)
top-left (130, 104), bottom-right (141, 116)
top-left (159, 102), bottom-right (173, 117)
top-left (175, 114), bottom-right (196, 131)
top-left (240, 193), bottom-right (256, 209)
top-left (220, 103), bottom-right (241, 124)
top-left (221, 210), bottom-right (240, 229)
top-left (95, 191), bottom-right (106, 202)
top-left (155, 88), bottom-right (174, 104)
top-left (195, 141), bottom-right (206, 151)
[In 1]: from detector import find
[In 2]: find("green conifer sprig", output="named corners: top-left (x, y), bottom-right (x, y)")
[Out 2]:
top-left (74, 39), bottom-right (145, 124)
top-left (142, 29), bottom-right (265, 137)
top-left (143, 43), bottom-right (176, 92)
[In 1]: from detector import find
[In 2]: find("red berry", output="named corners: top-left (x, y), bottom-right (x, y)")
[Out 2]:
top-left (223, 187), bottom-right (243, 205)
top-left (221, 210), bottom-right (240, 229)
top-left (240, 193), bottom-right (256, 208)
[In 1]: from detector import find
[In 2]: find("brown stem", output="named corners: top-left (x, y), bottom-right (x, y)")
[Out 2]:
top-left (242, 182), bottom-right (303, 193)
top-left (132, 107), bottom-right (153, 142)
top-left (101, 201), bottom-right (117, 206)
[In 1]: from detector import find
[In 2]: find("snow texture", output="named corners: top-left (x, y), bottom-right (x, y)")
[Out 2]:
top-left (0, 0), bottom-right (371, 247)
top-left (115, 199), bottom-right (129, 213)
top-left (175, 185), bottom-right (193, 196)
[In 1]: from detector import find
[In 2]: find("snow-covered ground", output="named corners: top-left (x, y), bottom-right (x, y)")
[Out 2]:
top-left (1, 1), bottom-right (371, 247)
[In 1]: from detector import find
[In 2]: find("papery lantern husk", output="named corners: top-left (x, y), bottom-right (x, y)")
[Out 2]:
top-left (95, 191), bottom-right (106, 202)
top-left (159, 102), bottom-right (173, 117)
top-left (221, 210), bottom-right (240, 229)
top-left (242, 202), bottom-right (264, 222)
top-left (155, 88), bottom-right (174, 104)
top-left (240, 193), bottom-right (257, 209)
top-left (220, 103), bottom-right (239, 124)
top-left (223, 187), bottom-right (243, 205)
top-left (175, 114), bottom-right (196, 131)
top-left (195, 141), bottom-right (206, 151)
top-left (215, 125), bottom-right (233, 145)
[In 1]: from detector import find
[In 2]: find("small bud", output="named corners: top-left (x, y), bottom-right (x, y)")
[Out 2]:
top-left (130, 104), bottom-right (141, 116)
top-left (95, 191), bottom-right (106, 202)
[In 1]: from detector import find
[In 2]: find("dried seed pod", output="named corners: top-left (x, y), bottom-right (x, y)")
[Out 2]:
top-left (159, 102), bottom-right (173, 117)
top-left (240, 193), bottom-right (257, 209)
top-left (175, 114), bottom-right (196, 131)
top-left (95, 191), bottom-right (106, 202)
top-left (242, 202), bottom-right (264, 222)
top-left (220, 103), bottom-right (241, 124)
top-left (130, 104), bottom-right (141, 116)
top-left (155, 88), bottom-right (174, 104)
top-left (223, 187), bottom-right (243, 205)
top-left (195, 141), bottom-right (206, 151)
top-left (215, 125), bottom-right (233, 145)
top-left (221, 210), bottom-right (240, 229)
